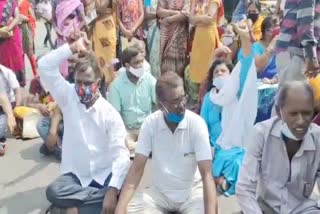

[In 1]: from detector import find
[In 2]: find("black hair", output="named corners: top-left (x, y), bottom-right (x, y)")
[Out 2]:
top-left (276, 81), bottom-right (314, 108)
top-left (248, 0), bottom-right (261, 12)
top-left (74, 53), bottom-right (102, 80)
top-left (206, 59), bottom-right (234, 92)
top-left (156, 71), bottom-right (184, 101)
top-left (122, 46), bottom-right (140, 66)
top-left (261, 16), bottom-right (273, 40)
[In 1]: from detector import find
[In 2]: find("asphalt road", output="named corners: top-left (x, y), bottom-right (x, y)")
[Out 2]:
top-left (0, 21), bottom-right (241, 214)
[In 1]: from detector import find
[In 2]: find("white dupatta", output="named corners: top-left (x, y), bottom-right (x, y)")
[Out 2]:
top-left (210, 59), bottom-right (258, 150)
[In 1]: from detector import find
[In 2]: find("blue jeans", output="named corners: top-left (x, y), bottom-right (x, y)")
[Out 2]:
top-left (0, 113), bottom-right (7, 139)
top-left (37, 116), bottom-right (63, 149)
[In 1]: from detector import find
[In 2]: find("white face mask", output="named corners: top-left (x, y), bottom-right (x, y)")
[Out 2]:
top-left (281, 122), bottom-right (301, 141)
top-left (212, 75), bottom-right (228, 90)
top-left (222, 36), bottom-right (234, 46)
top-left (280, 110), bottom-right (303, 141)
top-left (129, 66), bottom-right (144, 78)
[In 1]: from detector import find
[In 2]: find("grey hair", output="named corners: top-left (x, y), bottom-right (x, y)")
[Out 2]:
top-left (275, 81), bottom-right (314, 108)
top-left (156, 71), bottom-right (184, 101)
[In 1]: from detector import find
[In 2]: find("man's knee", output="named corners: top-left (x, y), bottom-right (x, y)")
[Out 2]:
top-left (46, 182), bottom-right (61, 205)
top-left (37, 117), bottom-right (50, 140)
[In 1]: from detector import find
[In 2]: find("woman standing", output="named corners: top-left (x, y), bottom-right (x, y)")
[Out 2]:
top-left (0, 0), bottom-right (25, 87)
top-left (54, 0), bottom-right (85, 77)
top-left (157, 0), bottom-right (190, 77)
top-left (247, 1), bottom-right (264, 42)
top-left (144, 0), bottom-right (160, 78)
top-left (117, 0), bottom-right (144, 50)
top-left (189, 0), bottom-right (224, 84)
top-left (18, 0), bottom-right (38, 77)
top-left (82, 0), bottom-right (117, 90)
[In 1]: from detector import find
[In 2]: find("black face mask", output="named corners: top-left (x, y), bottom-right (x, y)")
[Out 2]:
top-left (248, 13), bottom-right (259, 23)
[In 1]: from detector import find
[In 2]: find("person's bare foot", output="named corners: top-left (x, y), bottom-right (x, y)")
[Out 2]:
top-left (0, 143), bottom-right (6, 156)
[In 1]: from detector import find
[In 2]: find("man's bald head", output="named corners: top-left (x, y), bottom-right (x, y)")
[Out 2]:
top-left (276, 81), bottom-right (314, 108)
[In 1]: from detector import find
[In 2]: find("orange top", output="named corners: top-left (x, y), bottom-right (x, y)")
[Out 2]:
top-left (18, 0), bottom-right (36, 36)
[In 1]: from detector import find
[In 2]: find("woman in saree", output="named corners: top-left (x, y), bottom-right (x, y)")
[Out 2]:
top-left (82, 0), bottom-right (117, 89)
top-left (0, 0), bottom-right (25, 87)
top-left (189, 0), bottom-right (224, 84)
top-left (55, 0), bottom-right (85, 77)
top-left (144, 0), bottom-right (161, 78)
top-left (200, 22), bottom-right (258, 196)
top-left (157, 0), bottom-right (190, 77)
top-left (18, 0), bottom-right (37, 77)
top-left (247, 1), bottom-right (264, 42)
top-left (117, 0), bottom-right (144, 50)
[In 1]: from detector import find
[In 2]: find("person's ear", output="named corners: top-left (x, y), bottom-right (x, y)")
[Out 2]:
top-left (124, 62), bottom-right (130, 70)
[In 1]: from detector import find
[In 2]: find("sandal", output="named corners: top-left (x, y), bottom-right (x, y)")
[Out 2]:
top-left (0, 143), bottom-right (6, 156)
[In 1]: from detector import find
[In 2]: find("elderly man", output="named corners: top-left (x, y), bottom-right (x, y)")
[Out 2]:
top-left (237, 81), bottom-right (320, 213)
top-left (115, 71), bottom-right (217, 214)
top-left (38, 35), bottom-right (130, 214)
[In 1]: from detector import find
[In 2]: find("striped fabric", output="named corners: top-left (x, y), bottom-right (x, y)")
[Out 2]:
top-left (276, 0), bottom-right (320, 60)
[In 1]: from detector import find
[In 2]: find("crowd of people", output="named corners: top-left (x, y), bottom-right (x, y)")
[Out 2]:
top-left (0, 0), bottom-right (320, 213)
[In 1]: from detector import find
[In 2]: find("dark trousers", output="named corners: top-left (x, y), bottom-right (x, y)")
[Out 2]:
top-left (46, 173), bottom-right (112, 213)
top-left (44, 22), bottom-right (54, 49)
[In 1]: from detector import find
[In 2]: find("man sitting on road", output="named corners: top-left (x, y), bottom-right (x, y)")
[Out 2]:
top-left (237, 81), bottom-right (320, 214)
top-left (115, 71), bottom-right (217, 214)
top-left (38, 35), bottom-right (130, 214)
top-left (109, 46), bottom-right (156, 157)
top-left (26, 76), bottom-right (63, 160)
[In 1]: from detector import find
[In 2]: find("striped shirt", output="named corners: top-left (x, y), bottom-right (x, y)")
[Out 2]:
top-left (276, 0), bottom-right (320, 60)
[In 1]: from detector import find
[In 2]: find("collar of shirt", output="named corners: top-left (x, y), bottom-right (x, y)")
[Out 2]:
top-left (158, 110), bottom-right (188, 131)
top-left (76, 93), bottom-right (103, 113)
top-left (270, 119), bottom-right (316, 154)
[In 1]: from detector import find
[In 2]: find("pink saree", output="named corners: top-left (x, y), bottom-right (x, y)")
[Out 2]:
top-left (55, 0), bottom-right (83, 77)
top-left (0, 0), bottom-right (24, 74)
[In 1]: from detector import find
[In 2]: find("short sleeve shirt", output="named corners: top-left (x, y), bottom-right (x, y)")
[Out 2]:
top-left (136, 110), bottom-right (212, 203)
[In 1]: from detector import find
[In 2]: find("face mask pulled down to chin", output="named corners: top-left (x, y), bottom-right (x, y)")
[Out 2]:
top-left (160, 102), bottom-right (184, 124)
top-left (280, 110), bottom-right (307, 141)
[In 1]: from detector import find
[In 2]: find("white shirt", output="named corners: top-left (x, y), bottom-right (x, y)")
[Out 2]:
top-left (36, 2), bottom-right (52, 21)
top-left (0, 64), bottom-right (20, 103)
top-left (136, 110), bottom-right (212, 203)
top-left (38, 44), bottom-right (130, 189)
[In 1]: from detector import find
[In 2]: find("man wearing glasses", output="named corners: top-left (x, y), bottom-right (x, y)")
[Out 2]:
top-left (114, 71), bottom-right (217, 214)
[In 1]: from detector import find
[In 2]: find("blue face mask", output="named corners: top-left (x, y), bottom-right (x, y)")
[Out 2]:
top-left (160, 102), bottom-right (184, 124)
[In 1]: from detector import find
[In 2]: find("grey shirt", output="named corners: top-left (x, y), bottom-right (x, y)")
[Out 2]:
top-left (236, 117), bottom-right (320, 214)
